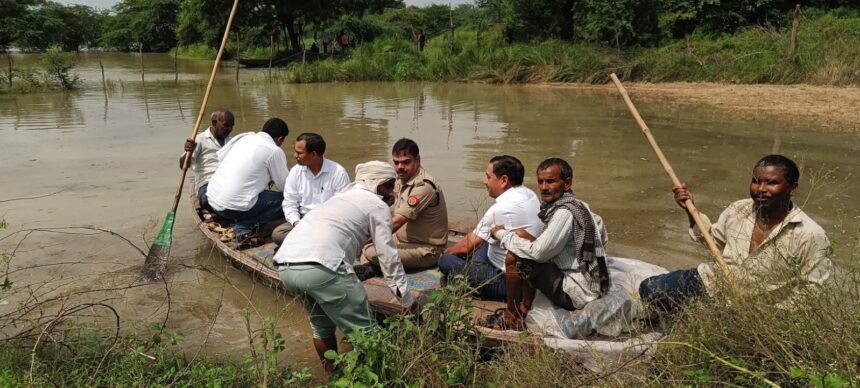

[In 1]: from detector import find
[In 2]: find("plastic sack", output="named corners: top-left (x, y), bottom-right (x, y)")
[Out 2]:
top-left (525, 257), bottom-right (668, 339)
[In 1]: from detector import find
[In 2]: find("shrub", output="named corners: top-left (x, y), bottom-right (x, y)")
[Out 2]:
top-left (41, 46), bottom-right (80, 90)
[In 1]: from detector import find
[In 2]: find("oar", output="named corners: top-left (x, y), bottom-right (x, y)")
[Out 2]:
top-left (609, 73), bottom-right (732, 279)
top-left (140, 0), bottom-right (240, 282)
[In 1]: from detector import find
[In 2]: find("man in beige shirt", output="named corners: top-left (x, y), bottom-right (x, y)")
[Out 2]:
top-left (361, 138), bottom-right (448, 270)
top-left (639, 154), bottom-right (834, 311)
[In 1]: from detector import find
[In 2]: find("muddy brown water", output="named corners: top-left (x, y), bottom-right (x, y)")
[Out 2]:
top-left (2, 53), bottom-right (859, 377)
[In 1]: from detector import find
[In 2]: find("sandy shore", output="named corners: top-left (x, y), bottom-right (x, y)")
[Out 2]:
top-left (542, 82), bottom-right (860, 132)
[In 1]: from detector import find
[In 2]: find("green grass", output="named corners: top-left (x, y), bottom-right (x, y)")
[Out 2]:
top-left (246, 9), bottom-right (860, 86)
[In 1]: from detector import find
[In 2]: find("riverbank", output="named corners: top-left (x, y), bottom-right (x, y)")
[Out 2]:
top-left (542, 82), bottom-right (860, 133)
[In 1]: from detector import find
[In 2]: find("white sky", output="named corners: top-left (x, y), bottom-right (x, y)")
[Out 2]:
top-left (60, 0), bottom-right (473, 11)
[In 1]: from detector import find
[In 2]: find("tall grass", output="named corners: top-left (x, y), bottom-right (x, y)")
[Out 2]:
top-left (260, 8), bottom-right (859, 86)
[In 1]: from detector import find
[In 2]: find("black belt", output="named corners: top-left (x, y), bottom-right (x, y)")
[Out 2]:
top-left (274, 261), bottom-right (321, 267)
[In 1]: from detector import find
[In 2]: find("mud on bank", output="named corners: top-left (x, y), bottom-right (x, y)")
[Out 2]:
top-left (545, 82), bottom-right (860, 133)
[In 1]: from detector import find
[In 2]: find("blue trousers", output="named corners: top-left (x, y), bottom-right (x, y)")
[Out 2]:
top-left (197, 184), bottom-right (211, 212)
top-left (213, 191), bottom-right (284, 238)
top-left (438, 243), bottom-right (506, 301)
top-left (639, 268), bottom-right (707, 312)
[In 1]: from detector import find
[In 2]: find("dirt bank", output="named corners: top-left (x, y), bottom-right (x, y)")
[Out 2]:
top-left (544, 82), bottom-right (860, 132)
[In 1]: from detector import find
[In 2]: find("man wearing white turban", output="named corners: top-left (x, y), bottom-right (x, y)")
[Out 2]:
top-left (273, 161), bottom-right (415, 374)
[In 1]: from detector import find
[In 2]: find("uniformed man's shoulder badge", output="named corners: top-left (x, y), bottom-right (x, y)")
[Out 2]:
top-left (407, 195), bottom-right (420, 207)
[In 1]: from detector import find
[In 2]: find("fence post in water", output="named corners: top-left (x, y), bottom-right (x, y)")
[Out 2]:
top-left (174, 46), bottom-right (179, 86)
top-left (139, 43), bottom-right (145, 84)
top-left (6, 51), bottom-right (13, 88)
top-left (268, 30), bottom-right (274, 80)
top-left (97, 50), bottom-right (106, 91)
top-left (235, 30), bottom-right (240, 82)
top-left (787, 4), bottom-right (801, 61)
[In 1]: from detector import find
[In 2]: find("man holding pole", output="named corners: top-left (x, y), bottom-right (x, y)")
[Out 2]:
top-left (639, 155), bottom-right (834, 311)
top-left (180, 109), bottom-right (234, 212)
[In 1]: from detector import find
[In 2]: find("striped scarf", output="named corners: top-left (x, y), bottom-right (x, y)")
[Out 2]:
top-left (538, 192), bottom-right (610, 295)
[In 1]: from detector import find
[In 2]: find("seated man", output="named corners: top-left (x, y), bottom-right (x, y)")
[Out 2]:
top-left (271, 133), bottom-right (350, 246)
top-left (206, 118), bottom-right (290, 245)
top-left (639, 154), bottom-right (834, 311)
top-left (491, 158), bottom-right (610, 329)
top-left (438, 155), bottom-right (543, 302)
top-left (274, 161), bottom-right (414, 375)
top-left (180, 109), bottom-right (234, 212)
top-left (361, 138), bottom-right (448, 270)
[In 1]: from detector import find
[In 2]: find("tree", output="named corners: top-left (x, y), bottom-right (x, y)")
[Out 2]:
top-left (0, 0), bottom-right (43, 50)
top-left (176, 0), bottom-right (404, 53)
top-left (100, 0), bottom-right (179, 51)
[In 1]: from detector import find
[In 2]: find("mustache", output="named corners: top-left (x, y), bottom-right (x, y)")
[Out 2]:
top-left (540, 191), bottom-right (552, 196)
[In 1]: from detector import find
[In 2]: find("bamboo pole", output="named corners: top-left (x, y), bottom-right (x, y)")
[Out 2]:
top-left (141, 0), bottom-right (241, 281)
top-left (609, 73), bottom-right (731, 279)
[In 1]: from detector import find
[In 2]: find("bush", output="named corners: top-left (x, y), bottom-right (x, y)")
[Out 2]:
top-left (41, 46), bottom-right (80, 90)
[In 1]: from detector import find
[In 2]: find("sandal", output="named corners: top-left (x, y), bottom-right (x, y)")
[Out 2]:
top-left (485, 308), bottom-right (526, 331)
top-left (235, 234), bottom-right (264, 249)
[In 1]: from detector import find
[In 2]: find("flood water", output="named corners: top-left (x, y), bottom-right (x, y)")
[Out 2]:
top-left (2, 53), bottom-right (859, 377)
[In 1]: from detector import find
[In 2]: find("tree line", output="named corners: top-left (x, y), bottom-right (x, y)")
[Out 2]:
top-left (0, 0), bottom-right (856, 54)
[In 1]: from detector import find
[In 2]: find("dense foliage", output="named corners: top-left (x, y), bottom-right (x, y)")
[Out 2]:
top-left (0, 0), bottom-right (856, 54)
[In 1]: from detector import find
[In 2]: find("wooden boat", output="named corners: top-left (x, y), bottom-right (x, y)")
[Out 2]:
top-left (188, 189), bottom-right (518, 340)
top-left (189, 189), bottom-right (663, 369)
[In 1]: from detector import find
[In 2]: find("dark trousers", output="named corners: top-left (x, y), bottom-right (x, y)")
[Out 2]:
top-left (516, 259), bottom-right (577, 311)
top-left (213, 191), bottom-right (284, 238)
top-left (639, 268), bottom-right (707, 312)
top-left (438, 244), bottom-right (506, 301)
top-left (197, 184), bottom-right (212, 212)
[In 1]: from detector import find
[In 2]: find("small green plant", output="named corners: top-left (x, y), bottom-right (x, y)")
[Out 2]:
top-left (243, 314), bottom-right (288, 385)
top-left (326, 275), bottom-right (480, 386)
top-left (41, 46), bottom-right (80, 90)
top-left (0, 218), bottom-right (10, 290)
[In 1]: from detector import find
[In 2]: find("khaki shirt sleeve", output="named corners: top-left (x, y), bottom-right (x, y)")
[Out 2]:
top-left (393, 183), bottom-right (437, 220)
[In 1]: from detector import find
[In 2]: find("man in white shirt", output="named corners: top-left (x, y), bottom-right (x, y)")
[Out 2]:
top-left (271, 133), bottom-right (350, 246)
top-left (438, 155), bottom-right (543, 305)
top-left (274, 161), bottom-right (414, 375)
top-left (491, 158), bottom-right (611, 329)
top-left (206, 118), bottom-right (290, 244)
top-left (180, 109), bottom-right (234, 212)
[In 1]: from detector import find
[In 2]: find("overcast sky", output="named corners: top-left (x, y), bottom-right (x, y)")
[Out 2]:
top-left (60, 0), bottom-right (473, 11)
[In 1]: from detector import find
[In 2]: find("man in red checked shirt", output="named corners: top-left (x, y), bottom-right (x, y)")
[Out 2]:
top-left (360, 138), bottom-right (449, 271)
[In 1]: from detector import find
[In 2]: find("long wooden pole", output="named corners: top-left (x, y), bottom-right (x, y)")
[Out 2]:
top-left (609, 73), bottom-right (731, 278)
top-left (141, 0), bottom-right (241, 282)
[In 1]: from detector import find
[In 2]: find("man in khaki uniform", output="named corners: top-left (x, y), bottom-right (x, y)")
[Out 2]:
top-left (361, 138), bottom-right (448, 270)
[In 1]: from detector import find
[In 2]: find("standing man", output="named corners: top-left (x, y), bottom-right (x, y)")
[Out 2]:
top-left (490, 158), bottom-right (610, 329)
top-left (206, 118), bottom-right (290, 246)
top-left (360, 138), bottom-right (448, 270)
top-left (271, 133), bottom-right (350, 246)
top-left (438, 155), bottom-right (543, 302)
top-left (274, 161), bottom-right (415, 375)
top-left (180, 109), bottom-right (234, 212)
top-left (639, 155), bottom-right (834, 311)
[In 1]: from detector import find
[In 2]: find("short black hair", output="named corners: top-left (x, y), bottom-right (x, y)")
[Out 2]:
top-left (754, 154), bottom-right (800, 186)
top-left (261, 118), bottom-right (289, 139)
top-left (392, 138), bottom-right (420, 157)
top-left (297, 133), bottom-right (326, 156)
top-left (490, 155), bottom-right (525, 186)
top-left (537, 158), bottom-right (573, 181)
